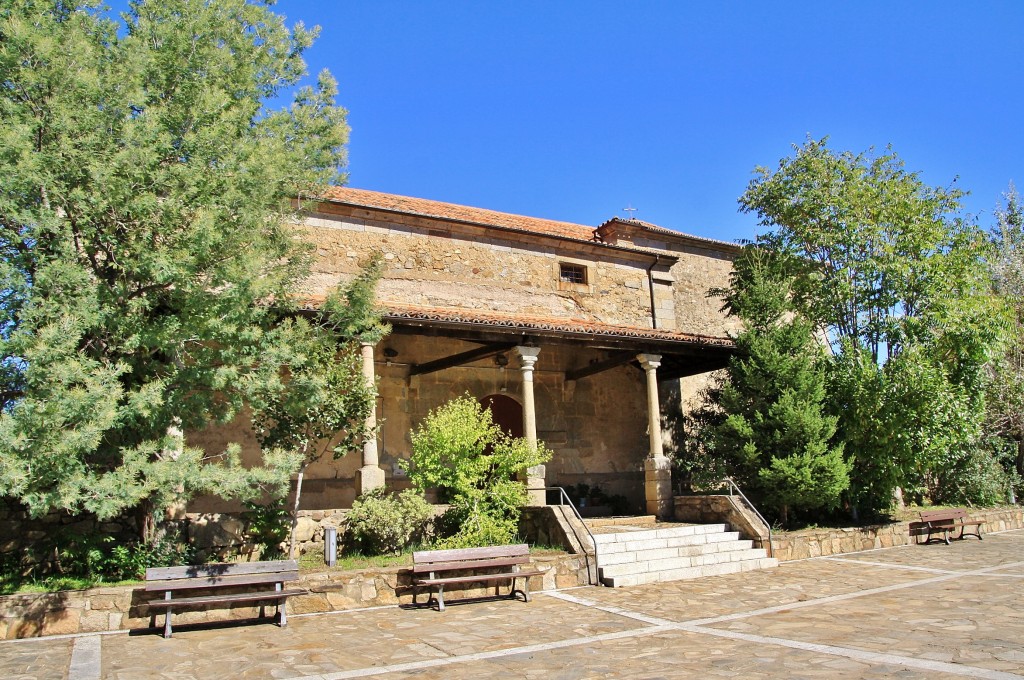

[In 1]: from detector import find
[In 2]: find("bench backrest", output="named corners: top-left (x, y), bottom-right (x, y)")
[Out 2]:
top-left (412, 544), bottom-right (530, 573)
top-left (920, 509), bottom-right (968, 523)
top-left (145, 560), bottom-right (298, 591)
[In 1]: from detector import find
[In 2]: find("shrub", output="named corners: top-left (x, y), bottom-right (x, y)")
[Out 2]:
top-left (405, 394), bottom-right (551, 548)
top-left (346, 488), bottom-right (433, 555)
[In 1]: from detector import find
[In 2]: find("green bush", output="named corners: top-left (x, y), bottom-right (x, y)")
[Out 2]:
top-left (404, 394), bottom-right (551, 548)
top-left (346, 488), bottom-right (433, 555)
top-left (241, 499), bottom-right (291, 560)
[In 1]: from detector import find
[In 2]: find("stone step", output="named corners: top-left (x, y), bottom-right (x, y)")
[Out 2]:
top-left (599, 548), bottom-right (769, 577)
top-left (584, 515), bottom-right (657, 529)
top-left (597, 539), bottom-right (755, 566)
top-left (591, 523), bottom-right (728, 545)
top-left (602, 557), bottom-right (779, 588)
top-left (594, 531), bottom-right (741, 555)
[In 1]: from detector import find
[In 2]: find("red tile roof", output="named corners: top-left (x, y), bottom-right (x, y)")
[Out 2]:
top-left (297, 296), bottom-right (733, 348)
top-left (598, 217), bottom-right (740, 250)
top-left (321, 187), bottom-right (598, 242)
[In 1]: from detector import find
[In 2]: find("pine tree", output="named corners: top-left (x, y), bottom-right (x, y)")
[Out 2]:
top-left (0, 0), bottom-right (361, 538)
top-left (708, 246), bottom-right (850, 525)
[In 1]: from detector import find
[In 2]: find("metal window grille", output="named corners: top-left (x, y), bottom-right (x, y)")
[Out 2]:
top-left (559, 263), bottom-right (587, 284)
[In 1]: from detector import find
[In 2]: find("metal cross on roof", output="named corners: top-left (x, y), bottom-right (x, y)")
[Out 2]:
top-left (623, 204), bottom-right (637, 219)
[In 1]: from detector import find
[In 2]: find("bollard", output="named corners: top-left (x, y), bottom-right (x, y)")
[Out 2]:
top-left (324, 525), bottom-right (337, 567)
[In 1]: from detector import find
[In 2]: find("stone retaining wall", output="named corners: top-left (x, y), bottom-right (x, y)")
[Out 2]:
top-left (0, 552), bottom-right (589, 639)
top-left (770, 508), bottom-right (1024, 561)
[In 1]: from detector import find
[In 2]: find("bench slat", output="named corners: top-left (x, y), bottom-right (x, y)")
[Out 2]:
top-left (145, 570), bottom-right (298, 592)
top-left (413, 544), bottom-right (529, 564)
top-left (146, 560), bottom-right (298, 581)
top-left (412, 556), bottom-right (530, 574)
top-left (147, 588), bottom-right (307, 609)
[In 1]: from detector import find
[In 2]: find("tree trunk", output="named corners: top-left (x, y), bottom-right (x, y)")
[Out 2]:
top-left (287, 461), bottom-right (308, 560)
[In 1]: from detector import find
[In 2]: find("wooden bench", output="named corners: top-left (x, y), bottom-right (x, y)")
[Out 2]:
top-left (145, 560), bottom-right (306, 638)
top-left (412, 544), bottom-right (544, 612)
top-left (909, 509), bottom-right (984, 545)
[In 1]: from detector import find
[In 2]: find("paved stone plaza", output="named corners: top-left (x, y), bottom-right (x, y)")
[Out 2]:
top-left (2, 528), bottom-right (1022, 679)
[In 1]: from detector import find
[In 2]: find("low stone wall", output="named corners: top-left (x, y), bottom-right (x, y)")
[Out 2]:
top-left (770, 508), bottom-right (1024, 561)
top-left (0, 552), bottom-right (589, 639)
top-left (187, 508), bottom-right (349, 560)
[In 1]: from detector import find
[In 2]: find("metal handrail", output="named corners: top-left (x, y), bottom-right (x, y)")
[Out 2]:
top-left (527, 486), bottom-right (600, 586)
top-left (718, 477), bottom-right (773, 558)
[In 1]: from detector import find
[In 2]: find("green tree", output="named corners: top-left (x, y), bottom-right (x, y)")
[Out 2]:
top-left (707, 246), bottom-right (849, 525)
top-left (987, 184), bottom-right (1024, 490)
top-left (248, 259), bottom-right (389, 558)
top-left (0, 0), bottom-right (351, 538)
top-left (739, 138), bottom-right (1004, 515)
top-left (406, 395), bottom-right (551, 548)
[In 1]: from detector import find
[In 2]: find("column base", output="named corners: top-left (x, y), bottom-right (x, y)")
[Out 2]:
top-left (524, 464), bottom-right (546, 506)
top-left (355, 465), bottom-right (386, 496)
top-left (644, 456), bottom-right (673, 519)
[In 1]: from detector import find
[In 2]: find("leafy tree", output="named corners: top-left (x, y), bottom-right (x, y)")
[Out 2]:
top-left (248, 259), bottom-right (389, 558)
top-left (405, 395), bottom-right (551, 548)
top-left (987, 185), bottom-right (1024, 489)
top-left (0, 0), bottom-right (350, 539)
top-left (738, 138), bottom-right (1004, 515)
top-left (707, 246), bottom-right (849, 525)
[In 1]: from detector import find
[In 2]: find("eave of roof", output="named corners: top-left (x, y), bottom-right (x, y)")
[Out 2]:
top-left (597, 217), bottom-right (741, 252)
top-left (297, 296), bottom-right (733, 349)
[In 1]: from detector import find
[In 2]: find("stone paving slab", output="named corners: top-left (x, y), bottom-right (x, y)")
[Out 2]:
top-left (1, 529), bottom-right (1022, 679)
top-left (99, 597), bottom-right (645, 679)
top-left (378, 629), bottom-right (971, 680)
top-left (0, 637), bottom-right (73, 680)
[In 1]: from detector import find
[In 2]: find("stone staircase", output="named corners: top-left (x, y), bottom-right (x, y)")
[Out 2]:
top-left (586, 517), bottom-right (778, 588)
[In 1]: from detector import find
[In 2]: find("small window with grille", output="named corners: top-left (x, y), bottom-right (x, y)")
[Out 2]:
top-left (559, 263), bottom-right (587, 284)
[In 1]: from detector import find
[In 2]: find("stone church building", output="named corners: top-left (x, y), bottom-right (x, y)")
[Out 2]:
top-left (192, 187), bottom-right (741, 517)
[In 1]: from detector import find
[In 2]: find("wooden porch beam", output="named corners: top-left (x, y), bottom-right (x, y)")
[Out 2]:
top-left (565, 351), bottom-right (636, 382)
top-left (409, 343), bottom-right (517, 376)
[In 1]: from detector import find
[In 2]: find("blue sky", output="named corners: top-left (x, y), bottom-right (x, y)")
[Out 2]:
top-left (274, 1), bottom-right (1023, 244)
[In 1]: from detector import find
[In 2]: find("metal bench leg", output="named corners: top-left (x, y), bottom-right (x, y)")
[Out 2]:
top-left (279, 598), bottom-right (288, 627)
top-left (522, 577), bottom-right (531, 603)
top-left (437, 586), bottom-right (445, 612)
top-left (163, 591), bottom-right (173, 638)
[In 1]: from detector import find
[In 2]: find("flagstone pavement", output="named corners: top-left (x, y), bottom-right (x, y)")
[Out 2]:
top-left (3, 528), bottom-right (1023, 679)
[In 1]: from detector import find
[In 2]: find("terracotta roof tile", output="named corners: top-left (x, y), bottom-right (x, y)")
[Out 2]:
top-left (598, 217), bottom-right (739, 250)
top-left (321, 187), bottom-right (598, 242)
top-left (297, 296), bottom-right (733, 348)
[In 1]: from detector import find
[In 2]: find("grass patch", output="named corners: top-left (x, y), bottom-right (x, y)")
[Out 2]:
top-left (0, 574), bottom-right (141, 596)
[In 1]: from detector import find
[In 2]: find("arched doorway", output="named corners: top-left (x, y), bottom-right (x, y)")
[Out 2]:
top-left (479, 394), bottom-right (524, 439)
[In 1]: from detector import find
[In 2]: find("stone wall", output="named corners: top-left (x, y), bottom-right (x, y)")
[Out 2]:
top-left (298, 204), bottom-right (687, 332)
top-left (770, 507), bottom-right (1024, 561)
top-left (0, 552), bottom-right (590, 639)
top-left (0, 502), bottom-right (140, 572)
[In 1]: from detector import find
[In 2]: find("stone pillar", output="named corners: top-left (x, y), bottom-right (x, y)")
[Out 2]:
top-left (355, 342), bottom-right (385, 495)
top-left (514, 346), bottom-right (545, 506)
top-left (637, 353), bottom-right (671, 519)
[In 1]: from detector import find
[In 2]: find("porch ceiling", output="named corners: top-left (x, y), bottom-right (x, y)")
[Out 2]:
top-left (384, 305), bottom-right (733, 380)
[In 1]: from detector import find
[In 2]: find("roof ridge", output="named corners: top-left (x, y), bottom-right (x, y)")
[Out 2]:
top-left (321, 186), bottom-right (598, 242)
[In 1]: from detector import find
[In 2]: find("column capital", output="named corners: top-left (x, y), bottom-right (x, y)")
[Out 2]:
top-left (636, 353), bottom-right (662, 371)
top-left (514, 345), bottom-right (541, 369)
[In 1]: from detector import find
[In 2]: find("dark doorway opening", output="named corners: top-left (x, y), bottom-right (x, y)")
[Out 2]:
top-left (479, 394), bottom-right (523, 439)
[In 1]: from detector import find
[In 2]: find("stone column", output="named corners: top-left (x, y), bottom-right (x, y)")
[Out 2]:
top-left (355, 342), bottom-right (385, 495)
top-left (637, 353), bottom-right (671, 518)
top-left (514, 346), bottom-right (546, 506)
